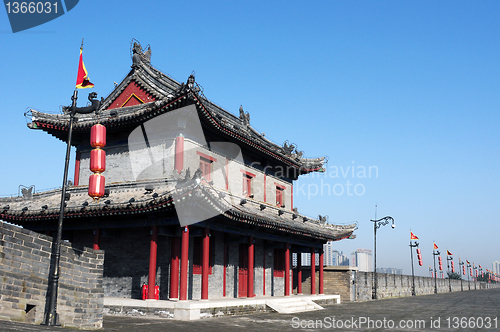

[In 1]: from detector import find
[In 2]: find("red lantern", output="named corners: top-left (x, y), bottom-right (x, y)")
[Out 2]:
top-left (90, 148), bottom-right (106, 173)
top-left (416, 248), bottom-right (421, 255)
top-left (438, 256), bottom-right (443, 271)
top-left (451, 261), bottom-right (455, 273)
top-left (89, 124), bottom-right (106, 200)
top-left (462, 265), bottom-right (466, 275)
top-left (88, 173), bottom-right (105, 199)
top-left (91, 124), bottom-right (106, 148)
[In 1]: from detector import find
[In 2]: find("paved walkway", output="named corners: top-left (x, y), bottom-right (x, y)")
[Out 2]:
top-left (2, 288), bottom-right (500, 331)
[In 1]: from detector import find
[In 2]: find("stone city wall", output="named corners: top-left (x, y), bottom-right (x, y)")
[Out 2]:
top-left (295, 266), bottom-right (498, 302)
top-left (0, 222), bottom-right (104, 329)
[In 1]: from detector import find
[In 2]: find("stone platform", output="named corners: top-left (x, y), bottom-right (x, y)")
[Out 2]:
top-left (103, 294), bottom-right (340, 320)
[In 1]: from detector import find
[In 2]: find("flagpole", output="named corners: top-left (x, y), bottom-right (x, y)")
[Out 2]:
top-left (409, 239), bottom-right (418, 296)
top-left (446, 251), bottom-right (452, 292)
top-left (432, 244), bottom-right (440, 294)
top-left (42, 90), bottom-right (78, 326)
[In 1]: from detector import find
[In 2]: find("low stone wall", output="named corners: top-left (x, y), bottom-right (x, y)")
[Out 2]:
top-left (294, 266), bottom-right (498, 302)
top-left (0, 222), bottom-right (104, 329)
top-left (354, 271), bottom-right (496, 301)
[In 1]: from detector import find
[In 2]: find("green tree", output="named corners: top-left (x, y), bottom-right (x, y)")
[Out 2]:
top-left (447, 272), bottom-right (462, 280)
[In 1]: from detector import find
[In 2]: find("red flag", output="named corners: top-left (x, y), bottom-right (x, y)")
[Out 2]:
top-left (410, 231), bottom-right (419, 240)
top-left (76, 48), bottom-right (94, 89)
top-left (447, 250), bottom-right (452, 256)
top-left (433, 242), bottom-right (438, 250)
top-left (466, 260), bottom-right (470, 264)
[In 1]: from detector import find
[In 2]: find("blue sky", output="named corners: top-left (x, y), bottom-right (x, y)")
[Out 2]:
top-left (1, 1), bottom-right (499, 276)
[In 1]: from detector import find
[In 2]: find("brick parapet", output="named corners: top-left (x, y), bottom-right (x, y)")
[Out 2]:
top-left (0, 221), bottom-right (104, 329)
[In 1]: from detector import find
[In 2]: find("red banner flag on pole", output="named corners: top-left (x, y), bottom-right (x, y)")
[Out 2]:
top-left (410, 231), bottom-right (419, 240)
top-left (433, 242), bottom-right (438, 250)
top-left (447, 250), bottom-right (452, 256)
top-left (76, 48), bottom-right (94, 89)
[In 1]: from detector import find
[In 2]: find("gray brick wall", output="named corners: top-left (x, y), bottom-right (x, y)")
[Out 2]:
top-left (295, 267), bottom-right (498, 302)
top-left (0, 222), bottom-right (104, 329)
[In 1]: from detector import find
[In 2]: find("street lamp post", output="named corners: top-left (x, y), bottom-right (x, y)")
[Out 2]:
top-left (432, 249), bottom-right (440, 294)
top-left (467, 262), bottom-right (471, 290)
top-left (446, 255), bottom-right (453, 292)
top-left (42, 91), bottom-right (100, 326)
top-left (409, 240), bottom-right (419, 296)
top-left (459, 260), bottom-right (464, 291)
top-left (371, 216), bottom-right (395, 299)
top-left (473, 265), bottom-right (478, 290)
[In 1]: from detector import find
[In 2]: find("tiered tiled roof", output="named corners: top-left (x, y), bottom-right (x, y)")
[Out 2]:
top-left (27, 44), bottom-right (325, 175)
top-left (0, 178), bottom-right (356, 242)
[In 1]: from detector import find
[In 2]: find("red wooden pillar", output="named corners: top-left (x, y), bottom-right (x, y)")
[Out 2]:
top-left (319, 247), bottom-right (324, 295)
top-left (223, 238), bottom-right (227, 297)
top-left (297, 253), bottom-right (302, 294)
top-left (201, 228), bottom-right (210, 300)
top-left (247, 236), bottom-right (254, 298)
top-left (180, 226), bottom-right (189, 300)
top-left (74, 151), bottom-right (81, 186)
top-left (92, 228), bottom-right (100, 250)
top-left (311, 248), bottom-right (316, 295)
top-left (175, 135), bottom-right (184, 174)
top-left (147, 225), bottom-right (158, 300)
top-left (262, 241), bottom-right (266, 296)
top-left (169, 237), bottom-right (180, 300)
top-left (285, 242), bottom-right (290, 296)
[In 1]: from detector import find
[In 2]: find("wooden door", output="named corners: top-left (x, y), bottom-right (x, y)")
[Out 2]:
top-left (238, 243), bottom-right (248, 297)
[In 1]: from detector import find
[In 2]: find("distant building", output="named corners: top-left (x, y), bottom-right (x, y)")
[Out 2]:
top-left (322, 241), bottom-right (349, 266)
top-left (298, 252), bottom-right (319, 267)
top-left (297, 241), bottom-right (351, 267)
top-left (351, 249), bottom-right (373, 272)
top-left (332, 250), bottom-right (350, 266)
top-left (377, 267), bottom-right (403, 274)
top-left (324, 241), bottom-right (335, 266)
top-left (492, 261), bottom-right (500, 275)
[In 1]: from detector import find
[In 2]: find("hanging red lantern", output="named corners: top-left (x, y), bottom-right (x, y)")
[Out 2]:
top-left (89, 124), bottom-right (106, 201)
top-left (88, 173), bottom-right (105, 199)
top-left (451, 261), bottom-right (455, 273)
top-left (462, 265), bottom-right (466, 275)
top-left (91, 124), bottom-right (106, 148)
top-left (438, 256), bottom-right (443, 271)
top-left (90, 148), bottom-right (106, 173)
top-left (416, 248), bottom-right (421, 255)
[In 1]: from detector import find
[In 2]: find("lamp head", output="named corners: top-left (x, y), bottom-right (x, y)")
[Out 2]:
top-left (391, 223), bottom-right (395, 229)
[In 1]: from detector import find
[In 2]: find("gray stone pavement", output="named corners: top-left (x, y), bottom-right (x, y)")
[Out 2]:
top-left (2, 288), bottom-right (500, 331)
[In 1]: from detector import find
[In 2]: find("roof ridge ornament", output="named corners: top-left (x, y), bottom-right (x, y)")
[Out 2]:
top-left (131, 40), bottom-right (151, 68)
top-left (239, 105), bottom-right (250, 126)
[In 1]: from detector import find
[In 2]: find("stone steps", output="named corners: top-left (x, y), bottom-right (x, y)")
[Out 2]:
top-left (266, 298), bottom-right (324, 314)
